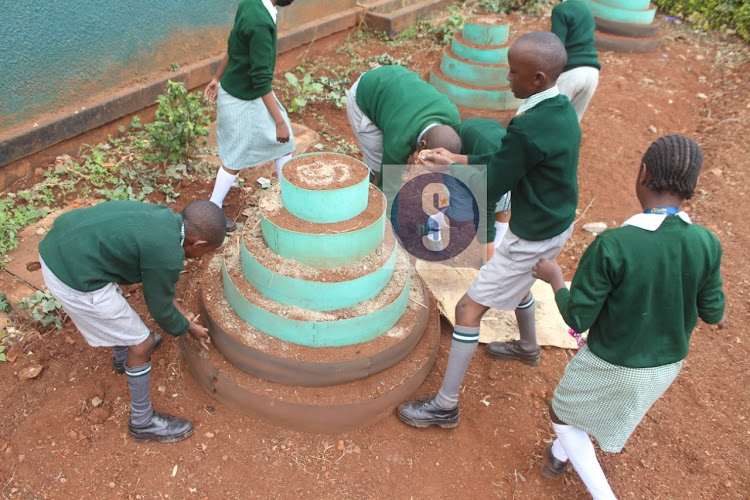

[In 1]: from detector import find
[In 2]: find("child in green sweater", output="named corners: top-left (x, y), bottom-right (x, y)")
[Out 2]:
top-left (533, 135), bottom-right (726, 499)
top-left (551, 0), bottom-right (601, 121)
top-left (398, 31), bottom-right (580, 428)
top-left (39, 200), bottom-right (227, 443)
top-left (205, 0), bottom-right (296, 231)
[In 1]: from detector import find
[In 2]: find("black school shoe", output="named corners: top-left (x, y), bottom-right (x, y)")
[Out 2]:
top-left (540, 442), bottom-right (569, 479)
top-left (225, 213), bottom-right (237, 232)
top-left (112, 333), bottom-right (163, 374)
top-left (129, 410), bottom-right (194, 443)
top-left (486, 340), bottom-right (541, 366)
top-left (397, 395), bottom-right (459, 428)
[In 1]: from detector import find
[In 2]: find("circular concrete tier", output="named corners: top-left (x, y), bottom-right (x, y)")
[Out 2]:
top-left (280, 153), bottom-right (370, 224)
top-left (452, 32), bottom-right (509, 65)
top-left (462, 16), bottom-right (509, 46)
top-left (430, 64), bottom-right (522, 111)
top-left (594, 15), bottom-right (661, 38)
top-left (259, 183), bottom-right (386, 267)
top-left (595, 0), bottom-right (650, 10)
top-left (201, 261), bottom-right (431, 386)
top-left (440, 47), bottom-right (509, 88)
top-left (242, 210), bottom-right (397, 311)
top-left (221, 247), bottom-right (411, 347)
top-left (587, 0), bottom-right (657, 24)
top-left (595, 31), bottom-right (664, 53)
top-left (182, 289), bottom-right (441, 433)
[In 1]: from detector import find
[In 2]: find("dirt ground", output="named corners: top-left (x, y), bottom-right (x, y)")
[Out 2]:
top-left (1, 10), bottom-right (749, 500)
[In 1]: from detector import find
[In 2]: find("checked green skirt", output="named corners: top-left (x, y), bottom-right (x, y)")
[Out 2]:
top-left (551, 344), bottom-right (682, 452)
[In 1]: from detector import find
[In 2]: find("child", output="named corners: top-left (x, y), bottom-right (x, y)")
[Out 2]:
top-left (532, 135), bottom-right (726, 499)
top-left (38, 200), bottom-right (227, 443)
top-left (205, 0), bottom-right (296, 231)
top-left (551, 0), bottom-right (601, 121)
top-left (398, 31), bottom-right (580, 428)
top-left (346, 64), bottom-right (462, 191)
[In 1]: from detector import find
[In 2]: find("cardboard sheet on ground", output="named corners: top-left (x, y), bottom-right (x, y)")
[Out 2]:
top-left (415, 260), bottom-right (578, 349)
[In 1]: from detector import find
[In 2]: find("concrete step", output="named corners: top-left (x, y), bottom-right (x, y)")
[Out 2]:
top-left (364, 0), bottom-right (452, 38)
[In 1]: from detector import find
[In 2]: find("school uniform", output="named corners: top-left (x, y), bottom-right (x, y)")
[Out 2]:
top-left (38, 201), bottom-right (190, 346)
top-left (551, 0), bottom-right (601, 121)
top-left (217, 0), bottom-right (294, 170)
top-left (464, 88), bottom-right (581, 309)
top-left (551, 212), bottom-right (725, 452)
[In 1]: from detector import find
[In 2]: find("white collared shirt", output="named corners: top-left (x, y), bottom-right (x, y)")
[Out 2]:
top-left (417, 123), bottom-right (439, 146)
top-left (621, 211), bottom-right (692, 231)
top-left (261, 0), bottom-right (277, 23)
top-left (516, 85), bottom-right (560, 116)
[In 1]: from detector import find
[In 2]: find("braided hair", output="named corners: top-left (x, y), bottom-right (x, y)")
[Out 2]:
top-left (642, 135), bottom-right (703, 200)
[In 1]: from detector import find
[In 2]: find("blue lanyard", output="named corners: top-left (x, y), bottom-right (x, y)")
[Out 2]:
top-left (644, 207), bottom-right (679, 215)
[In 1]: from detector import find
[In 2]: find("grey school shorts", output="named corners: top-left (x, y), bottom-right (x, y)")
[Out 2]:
top-left (468, 224), bottom-right (574, 310)
top-left (40, 256), bottom-right (150, 347)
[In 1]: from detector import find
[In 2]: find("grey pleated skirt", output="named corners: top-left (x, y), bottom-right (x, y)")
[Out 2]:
top-left (216, 85), bottom-right (295, 170)
top-left (551, 344), bottom-right (682, 452)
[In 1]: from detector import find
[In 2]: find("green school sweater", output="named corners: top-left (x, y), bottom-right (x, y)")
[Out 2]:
top-left (356, 65), bottom-right (461, 169)
top-left (465, 95), bottom-right (580, 241)
top-left (551, 0), bottom-right (601, 72)
top-left (221, 0), bottom-right (277, 101)
top-left (555, 216), bottom-right (725, 368)
top-left (38, 201), bottom-right (190, 336)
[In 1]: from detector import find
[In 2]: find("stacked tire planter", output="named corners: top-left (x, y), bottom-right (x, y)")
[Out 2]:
top-left (587, 0), bottom-right (665, 53)
top-left (182, 152), bottom-right (441, 433)
top-left (430, 15), bottom-right (523, 112)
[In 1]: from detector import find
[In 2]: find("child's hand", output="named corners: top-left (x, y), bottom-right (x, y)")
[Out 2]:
top-left (188, 322), bottom-right (211, 351)
top-left (716, 314), bottom-right (729, 330)
top-left (418, 148), bottom-right (457, 166)
top-left (276, 122), bottom-right (290, 143)
top-left (532, 258), bottom-right (566, 291)
top-left (205, 79), bottom-right (219, 103)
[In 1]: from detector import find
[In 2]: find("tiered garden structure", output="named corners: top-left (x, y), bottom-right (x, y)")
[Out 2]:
top-left (588, 0), bottom-right (664, 53)
top-left (183, 153), bottom-right (441, 433)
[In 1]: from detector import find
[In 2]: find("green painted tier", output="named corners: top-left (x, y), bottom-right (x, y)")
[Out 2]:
top-left (462, 16), bottom-right (509, 46)
top-left (596, 0), bottom-right (650, 10)
top-left (222, 255), bottom-right (412, 347)
top-left (430, 65), bottom-right (521, 111)
top-left (259, 183), bottom-right (386, 267)
top-left (440, 47), bottom-right (509, 88)
top-left (280, 153), bottom-right (370, 224)
top-left (241, 227), bottom-right (397, 312)
top-left (586, 0), bottom-right (657, 24)
top-left (452, 32), bottom-right (508, 65)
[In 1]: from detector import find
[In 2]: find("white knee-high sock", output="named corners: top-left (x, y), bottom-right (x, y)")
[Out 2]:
top-left (274, 153), bottom-right (293, 180)
top-left (552, 422), bottom-right (617, 500)
top-left (493, 221), bottom-right (509, 248)
top-left (428, 210), bottom-right (449, 242)
top-left (210, 168), bottom-right (238, 208)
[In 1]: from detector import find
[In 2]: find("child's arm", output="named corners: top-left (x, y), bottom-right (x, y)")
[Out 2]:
top-left (697, 242), bottom-right (727, 328)
top-left (205, 52), bottom-right (229, 103)
top-left (261, 91), bottom-right (290, 143)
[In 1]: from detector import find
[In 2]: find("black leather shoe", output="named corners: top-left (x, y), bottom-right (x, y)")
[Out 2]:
top-left (112, 334), bottom-right (163, 374)
top-left (486, 340), bottom-right (541, 366)
top-left (129, 410), bottom-right (194, 443)
top-left (397, 395), bottom-right (459, 428)
top-left (225, 213), bottom-right (237, 232)
top-left (541, 443), bottom-right (569, 479)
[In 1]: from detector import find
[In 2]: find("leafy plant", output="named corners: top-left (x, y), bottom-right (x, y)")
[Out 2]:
top-left (145, 80), bottom-right (212, 164)
top-left (652, 0), bottom-right (750, 41)
top-left (474, 0), bottom-right (550, 15)
top-left (17, 290), bottom-right (64, 329)
top-left (424, 5), bottom-right (465, 43)
top-left (368, 53), bottom-right (407, 67)
top-left (0, 291), bottom-right (10, 313)
top-left (285, 72), bottom-right (325, 113)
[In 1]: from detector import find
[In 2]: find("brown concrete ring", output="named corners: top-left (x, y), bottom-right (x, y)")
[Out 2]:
top-left (594, 32), bottom-right (665, 54)
top-left (594, 16), bottom-right (661, 38)
top-left (202, 279), bottom-right (431, 387)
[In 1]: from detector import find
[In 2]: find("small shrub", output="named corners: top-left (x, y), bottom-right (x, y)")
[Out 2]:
top-left (17, 290), bottom-right (64, 329)
top-left (145, 80), bottom-right (212, 164)
top-left (652, 0), bottom-right (750, 41)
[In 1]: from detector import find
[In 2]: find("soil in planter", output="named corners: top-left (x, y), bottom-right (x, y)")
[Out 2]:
top-left (282, 153), bottom-right (369, 191)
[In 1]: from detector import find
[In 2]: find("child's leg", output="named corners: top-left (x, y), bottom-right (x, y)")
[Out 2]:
top-left (112, 345), bottom-right (128, 374)
top-left (210, 165), bottom-right (239, 208)
top-left (551, 408), bottom-right (616, 500)
top-left (274, 153), bottom-right (293, 180)
top-left (397, 294), bottom-right (488, 427)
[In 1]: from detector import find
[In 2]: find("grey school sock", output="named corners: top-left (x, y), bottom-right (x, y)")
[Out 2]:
top-left (113, 346), bottom-right (128, 365)
top-left (126, 361), bottom-right (152, 426)
top-left (515, 294), bottom-right (538, 351)
top-left (434, 325), bottom-right (480, 409)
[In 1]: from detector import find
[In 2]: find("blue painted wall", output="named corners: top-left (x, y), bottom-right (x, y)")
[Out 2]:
top-left (0, 0), bottom-right (238, 130)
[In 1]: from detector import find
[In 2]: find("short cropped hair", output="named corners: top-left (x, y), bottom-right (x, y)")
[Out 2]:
top-left (181, 200), bottom-right (227, 247)
top-left (514, 31), bottom-right (567, 81)
top-left (423, 125), bottom-right (462, 154)
top-left (642, 135), bottom-right (703, 200)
